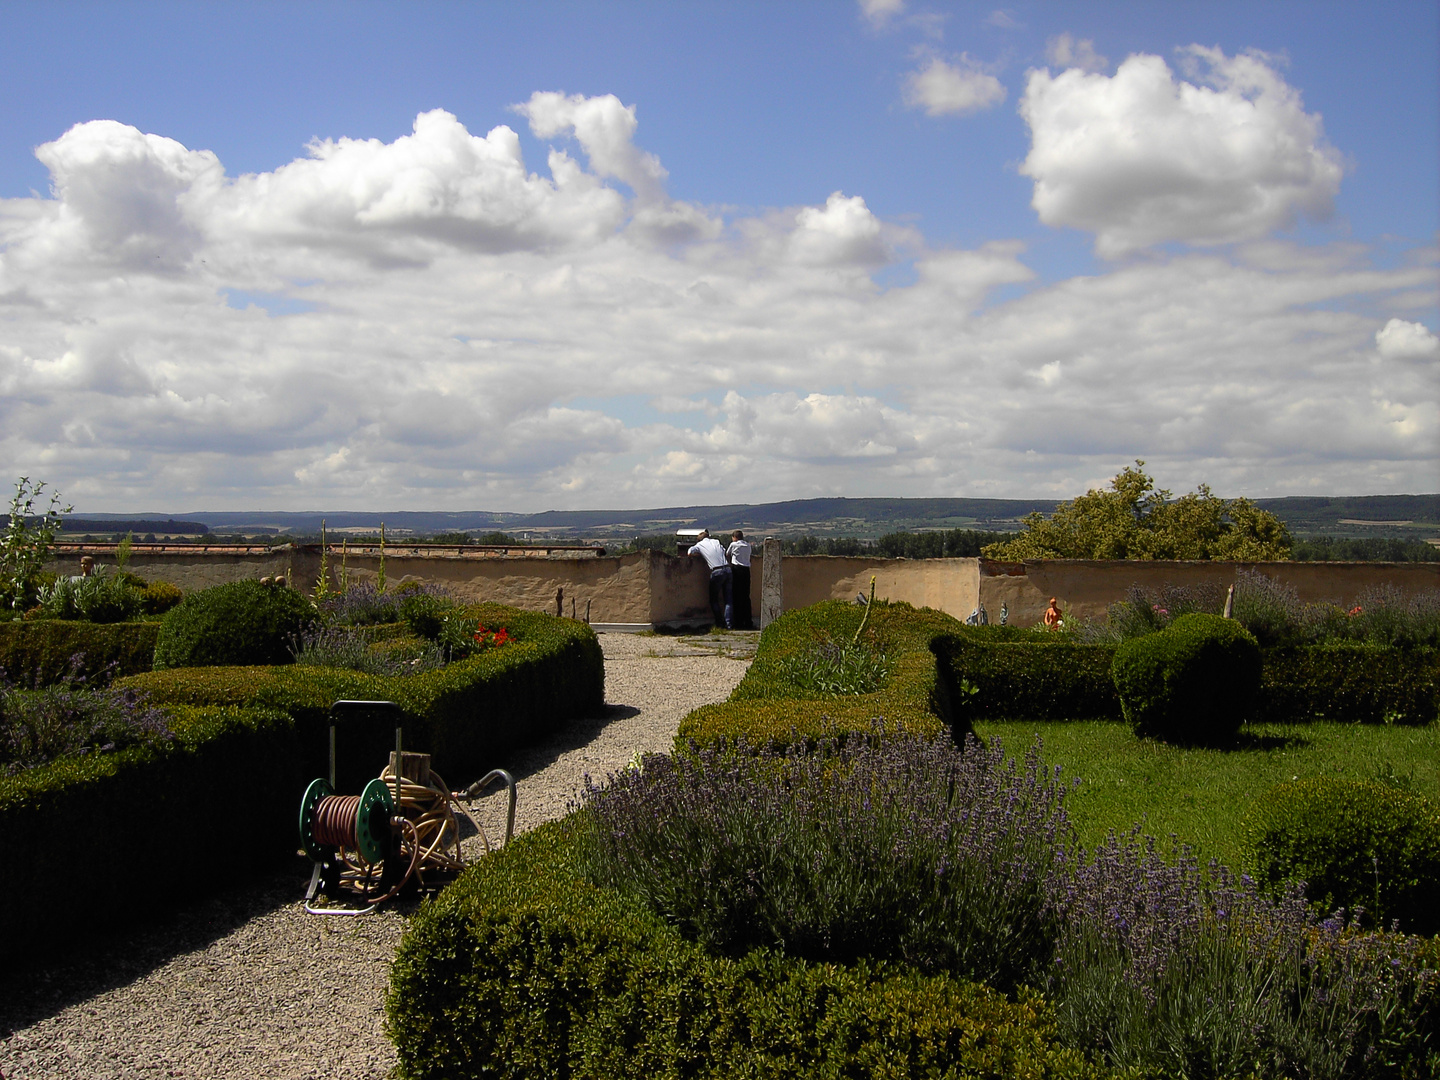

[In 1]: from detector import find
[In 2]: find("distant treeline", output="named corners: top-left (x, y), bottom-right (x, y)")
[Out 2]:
top-left (49, 518), bottom-right (210, 535)
top-left (789, 530), bottom-right (1016, 558)
top-left (631, 529), bottom-right (1020, 558)
top-left (1290, 537), bottom-right (1440, 562)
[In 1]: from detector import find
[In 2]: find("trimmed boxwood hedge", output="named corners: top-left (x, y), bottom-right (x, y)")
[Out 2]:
top-left (932, 632), bottom-right (1438, 726)
top-left (0, 619), bottom-right (161, 686)
top-left (1246, 777), bottom-right (1440, 936)
top-left (1111, 613), bottom-right (1262, 744)
top-left (677, 600), bottom-right (962, 750)
top-left (0, 704), bottom-right (301, 965)
top-left (152, 579), bottom-right (317, 669)
top-left (1257, 645), bottom-right (1439, 725)
top-left (386, 816), bottom-right (1117, 1080)
top-left (121, 604), bottom-right (604, 785)
top-left (932, 629), bottom-right (1120, 722)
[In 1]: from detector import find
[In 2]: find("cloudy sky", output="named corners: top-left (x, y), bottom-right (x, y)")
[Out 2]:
top-left (0, 1), bottom-right (1435, 512)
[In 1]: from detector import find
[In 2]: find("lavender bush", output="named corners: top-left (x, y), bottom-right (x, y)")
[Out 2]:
top-left (1086, 570), bottom-right (1440, 651)
top-left (1088, 581), bottom-right (1228, 642)
top-left (1, 654), bottom-right (171, 774)
top-left (578, 733), bottom-right (1073, 990)
top-left (1052, 829), bottom-right (1439, 1079)
top-left (290, 624), bottom-right (445, 677)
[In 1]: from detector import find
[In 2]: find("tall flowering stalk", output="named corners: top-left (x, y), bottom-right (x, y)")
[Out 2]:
top-left (377, 521), bottom-right (387, 594)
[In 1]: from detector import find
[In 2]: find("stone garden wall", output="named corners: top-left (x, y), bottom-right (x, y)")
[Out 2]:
top-left (47, 545), bottom-right (1439, 630)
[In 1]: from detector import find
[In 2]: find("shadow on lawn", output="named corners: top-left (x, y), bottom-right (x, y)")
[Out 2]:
top-left (1231, 729), bottom-right (1312, 752)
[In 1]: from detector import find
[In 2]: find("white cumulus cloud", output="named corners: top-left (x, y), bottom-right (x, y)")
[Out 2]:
top-left (0, 94), bottom-right (1433, 510)
top-left (1376, 318), bottom-right (1440, 361)
top-left (790, 192), bottom-right (890, 266)
top-left (903, 56), bottom-right (1007, 117)
top-left (1020, 46), bottom-right (1344, 256)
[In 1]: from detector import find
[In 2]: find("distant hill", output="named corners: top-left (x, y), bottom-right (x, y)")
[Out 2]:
top-left (1251, 495), bottom-right (1440, 538)
top-left (65, 494), bottom-right (1439, 541)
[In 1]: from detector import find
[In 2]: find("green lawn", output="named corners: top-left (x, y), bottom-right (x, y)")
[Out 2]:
top-left (972, 719), bottom-right (1440, 872)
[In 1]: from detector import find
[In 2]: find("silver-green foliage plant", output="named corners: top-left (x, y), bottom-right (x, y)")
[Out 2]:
top-left (35, 565), bottom-right (145, 623)
top-left (1, 477), bottom-right (71, 612)
top-left (290, 624), bottom-right (444, 677)
top-left (777, 639), bottom-right (892, 697)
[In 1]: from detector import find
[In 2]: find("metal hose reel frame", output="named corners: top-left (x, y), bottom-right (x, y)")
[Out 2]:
top-left (299, 699), bottom-right (518, 916)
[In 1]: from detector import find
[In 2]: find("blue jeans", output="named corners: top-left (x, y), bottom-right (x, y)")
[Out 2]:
top-left (708, 566), bottom-right (733, 629)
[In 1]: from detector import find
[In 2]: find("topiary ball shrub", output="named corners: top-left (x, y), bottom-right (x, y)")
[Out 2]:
top-left (152, 580), bottom-right (316, 669)
top-left (139, 580), bottom-right (184, 617)
top-left (1111, 612), bottom-right (1260, 745)
top-left (1246, 777), bottom-right (1440, 935)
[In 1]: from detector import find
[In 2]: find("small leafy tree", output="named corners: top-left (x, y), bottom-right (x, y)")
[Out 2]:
top-left (1, 478), bottom-right (72, 611)
top-left (983, 462), bottom-right (1291, 561)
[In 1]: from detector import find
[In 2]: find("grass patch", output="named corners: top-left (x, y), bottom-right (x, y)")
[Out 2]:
top-left (973, 718), bottom-right (1440, 870)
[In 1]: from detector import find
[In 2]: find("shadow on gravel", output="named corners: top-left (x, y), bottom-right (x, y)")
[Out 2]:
top-left (0, 855), bottom-right (383, 1036)
top-left (480, 704), bottom-right (642, 786)
top-left (0, 704), bottom-right (655, 1036)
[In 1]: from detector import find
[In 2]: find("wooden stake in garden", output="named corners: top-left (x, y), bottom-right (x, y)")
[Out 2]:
top-left (853, 575), bottom-right (877, 644)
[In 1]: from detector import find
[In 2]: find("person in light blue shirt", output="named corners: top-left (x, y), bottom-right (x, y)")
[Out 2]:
top-left (687, 529), bottom-right (732, 630)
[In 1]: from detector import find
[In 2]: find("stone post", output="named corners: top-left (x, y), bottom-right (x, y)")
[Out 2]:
top-left (760, 537), bottom-right (783, 629)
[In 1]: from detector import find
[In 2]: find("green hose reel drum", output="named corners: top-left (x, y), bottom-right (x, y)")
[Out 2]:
top-left (298, 776), bottom-right (396, 865)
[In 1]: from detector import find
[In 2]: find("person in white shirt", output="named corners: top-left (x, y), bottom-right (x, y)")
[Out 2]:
top-left (687, 529), bottom-right (732, 629)
top-left (726, 530), bottom-right (753, 630)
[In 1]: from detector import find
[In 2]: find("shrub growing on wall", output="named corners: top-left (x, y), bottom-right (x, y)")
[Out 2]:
top-left (1111, 613), bottom-right (1261, 744)
top-left (152, 580), bottom-right (316, 669)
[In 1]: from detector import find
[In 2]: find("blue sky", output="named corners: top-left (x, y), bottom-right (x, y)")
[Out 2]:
top-left (0, 1), bottom-right (1435, 511)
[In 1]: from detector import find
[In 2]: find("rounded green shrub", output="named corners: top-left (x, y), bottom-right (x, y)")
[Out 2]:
top-left (152, 580), bottom-right (316, 669)
top-left (1246, 777), bottom-right (1440, 935)
top-left (139, 580), bottom-right (184, 616)
top-left (1110, 612), bottom-right (1260, 744)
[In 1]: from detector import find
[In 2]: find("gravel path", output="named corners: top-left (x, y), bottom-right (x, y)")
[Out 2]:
top-left (0, 632), bottom-right (755, 1080)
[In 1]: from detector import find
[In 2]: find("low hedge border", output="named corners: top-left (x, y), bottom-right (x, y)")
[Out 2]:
top-left (0, 703), bottom-right (301, 965)
top-left (676, 600), bottom-right (963, 750)
top-left (932, 630), bottom-right (1120, 722)
top-left (386, 816), bottom-right (1118, 1080)
top-left (933, 632), bottom-right (1438, 726)
top-left (0, 619), bottom-right (162, 686)
top-left (118, 604), bottom-right (604, 784)
top-left (1258, 644), bottom-right (1438, 725)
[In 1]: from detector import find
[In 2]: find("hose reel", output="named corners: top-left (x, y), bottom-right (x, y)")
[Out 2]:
top-left (298, 700), bottom-right (516, 915)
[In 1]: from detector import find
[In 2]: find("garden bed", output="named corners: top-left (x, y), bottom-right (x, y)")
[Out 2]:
top-left (120, 602), bottom-right (604, 785)
top-left (4, 602), bottom-right (603, 967)
top-left (390, 599), bottom-right (1440, 1078)
top-left (387, 816), bottom-right (1108, 1080)
top-left (677, 600), bottom-right (962, 749)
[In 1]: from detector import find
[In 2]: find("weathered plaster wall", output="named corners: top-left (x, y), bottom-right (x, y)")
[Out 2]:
top-left (339, 552), bottom-right (654, 623)
top-left (774, 556), bottom-right (981, 616)
top-left (48, 548), bottom-right (299, 593)
top-left (48, 546), bottom-right (1440, 631)
top-left (979, 559), bottom-right (1440, 628)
